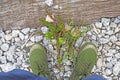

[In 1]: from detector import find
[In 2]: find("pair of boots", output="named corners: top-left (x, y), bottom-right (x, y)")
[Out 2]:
top-left (29, 42), bottom-right (97, 80)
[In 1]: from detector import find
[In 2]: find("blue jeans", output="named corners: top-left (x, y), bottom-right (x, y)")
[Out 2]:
top-left (0, 69), bottom-right (106, 80)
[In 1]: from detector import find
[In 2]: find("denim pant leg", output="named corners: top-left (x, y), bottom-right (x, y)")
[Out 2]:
top-left (82, 74), bottom-right (106, 80)
top-left (0, 69), bottom-right (48, 80)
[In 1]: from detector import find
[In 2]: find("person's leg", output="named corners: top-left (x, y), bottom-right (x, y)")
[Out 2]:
top-left (0, 69), bottom-right (48, 80)
top-left (82, 74), bottom-right (106, 80)
top-left (29, 44), bottom-right (50, 79)
top-left (69, 42), bottom-right (97, 80)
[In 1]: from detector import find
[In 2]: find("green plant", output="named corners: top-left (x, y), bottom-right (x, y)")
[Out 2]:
top-left (39, 10), bottom-right (91, 65)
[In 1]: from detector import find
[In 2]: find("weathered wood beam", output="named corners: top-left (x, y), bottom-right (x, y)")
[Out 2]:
top-left (0, 0), bottom-right (120, 29)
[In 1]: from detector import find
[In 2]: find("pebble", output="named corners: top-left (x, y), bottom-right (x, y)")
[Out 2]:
top-left (0, 39), bottom-right (2, 45)
top-left (95, 22), bottom-right (102, 28)
top-left (113, 62), bottom-right (120, 75)
top-left (105, 69), bottom-right (112, 76)
top-left (5, 34), bottom-right (12, 41)
top-left (15, 37), bottom-right (21, 42)
top-left (30, 36), bottom-right (35, 42)
top-left (114, 17), bottom-right (120, 24)
top-left (0, 56), bottom-right (7, 64)
top-left (34, 35), bottom-right (43, 42)
top-left (26, 41), bottom-right (34, 47)
top-left (104, 30), bottom-right (113, 35)
top-left (41, 26), bottom-right (49, 34)
top-left (0, 63), bottom-right (16, 72)
top-left (101, 18), bottom-right (110, 27)
top-left (0, 30), bottom-right (5, 38)
top-left (110, 35), bottom-right (117, 42)
top-left (109, 22), bottom-right (117, 28)
top-left (99, 38), bottom-right (109, 44)
top-left (0, 43), bottom-right (9, 51)
top-left (97, 58), bottom-right (103, 68)
top-left (19, 32), bottom-right (25, 41)
top-left (21, 28), bottom-right (30, 34)
top-left (64, 71), bottom-right (71, 77)
top-left (12, 30), bottom-right (20, 37)
top-left (45, 0), bottom-right (53, 6)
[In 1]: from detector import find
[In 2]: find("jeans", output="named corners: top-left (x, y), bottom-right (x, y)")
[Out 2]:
top-left (0, 69), bottom-right (106, 80)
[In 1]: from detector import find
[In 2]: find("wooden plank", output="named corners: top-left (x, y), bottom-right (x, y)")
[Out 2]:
top-left (0, 0), bottom-right (120, 29)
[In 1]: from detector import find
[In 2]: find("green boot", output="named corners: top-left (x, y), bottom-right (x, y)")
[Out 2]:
top-left (29, 44), bottom-right (50, 79)
top-left (70, 42), bottom-right (97, 80)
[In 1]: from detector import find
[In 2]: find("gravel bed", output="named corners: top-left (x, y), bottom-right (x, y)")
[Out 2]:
top-left (0, 16), bottom-right (120, 80)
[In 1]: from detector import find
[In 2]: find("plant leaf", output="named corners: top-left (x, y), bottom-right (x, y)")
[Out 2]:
top-left (45, 32), bottom-right (54, 39)
top-left (58, 37), bottom-right (64, 46)
top-left (40, 19), bottom-right (55, 31)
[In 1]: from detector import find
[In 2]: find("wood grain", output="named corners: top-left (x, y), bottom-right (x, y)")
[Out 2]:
top-left (0, 0), bottom-right (120, 29)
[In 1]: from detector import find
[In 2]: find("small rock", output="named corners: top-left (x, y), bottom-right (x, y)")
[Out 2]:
top-left (115, 53), bottom-right (120, 59)
top-left (109, 22), bottom-right (117, 28)
top-left (114, 27), bottom-right (120, 33)
top-left (114, 17), bottom-right (120, 24)
top-left (6, 54), bottom-right (15, 62)
top-left (47, 44), bottom-right (53, 51)
top-left (24, 34), bottom-right (29, 40)
top-left (5, 34), bottom-right (12, 41)
top-left (87, 31), bottom-right (92, 36)
top-left (101, 18), bottom-right (110, 27)
top-left (0, 56), bottom-right (7, 64)
top-left (105, 69), bottom-right (112, 76)
top-left (108, 49), bottom-right (116, 54)
top-left (1, 43), bottom-right (9, 51)
top-left (104, 30), bottom-right (113, 35)
top-left (41, 26), bottom-right (49, 34)
top-left (35, 35), bottom-right (43, 42)
top-left (108, 42), bottom-right (112, 46)
top-left (21, 28), bottom-right (30, 34)
top-left (91, 35), bottom-right (97, 40)
top-left (66, 60), bottom-right (72, 66)
top-left (95, 22), bottom-right (102, 28)
top-left (51, 39), bottom-right (57, 45)
top-left (0, 50), bottom-right (3, 56)
top-left (30, 36), bottom-right (35, 42)
top-left (110, 35), bottom-right (117, 42)
top-left (75, 37), bottom-right (83, 48)
top-left (26, 41), bottom-right (34, 47)
top-left (53, 68), bottom-right (59, 74)
top-left (15, 37), bottom-right (21, 42)
top-left (64, 66), bottom-right (71, 71)
top-left (106, 62), bottom-right (113, 69)
top-left (22, 62), bottom-right (29, 68)
top-left (0, 63), bottom-right (16, 72)
top-left (64, 71), bottom-right (71, 77)
top-left (45, 0), bottom-right (53, 6)
top-left (0, 39), bottom-right (2, 45)
top-left (0, 30), bottom-right (5, 38)
top-left (19, 32), bottom-right (25, 41)
top-left (113, 62), bottom-right (120, 75)
top-left (5, 30), bottom-right (11, 34)
top-left (12, 30), bottom-right (20, 37)
top-left (99, 38), bottom-right (109, 44)
top-left (97, 58), bottom-right (103, 68)
top-left (43, 37), bottom-right (50, 46)
top-left (98, 46), bottom-right (102, 52)
top-left (30, 28), bottom-right (36, 32)
top-left (53, 5), bottom-right (59, 9)
top-left (111, 58), bottom-right (117, 65)
top-left (9, 45), bottom-right (16, 53)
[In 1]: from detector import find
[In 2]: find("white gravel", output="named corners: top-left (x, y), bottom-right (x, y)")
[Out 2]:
top-left (0, 16), bottom-right (120, 80)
